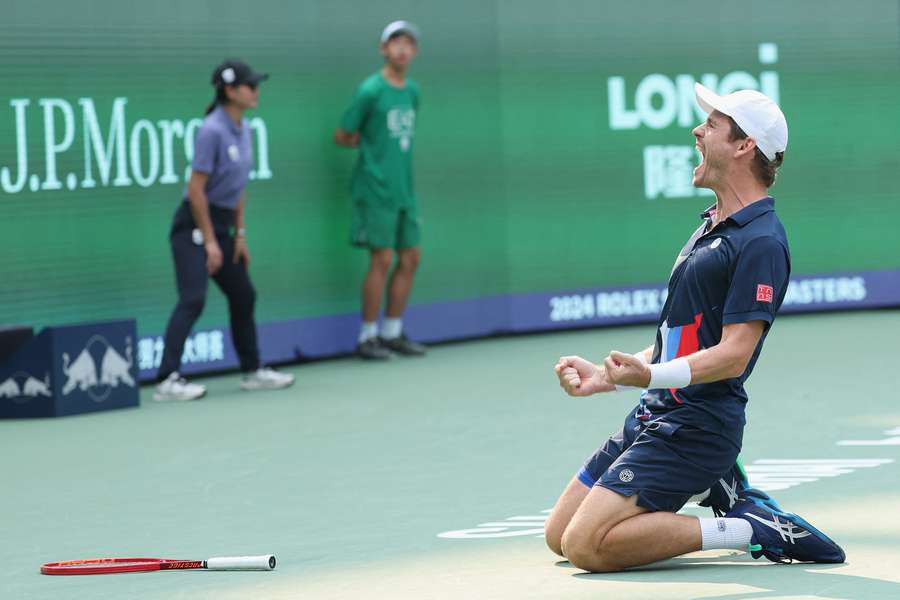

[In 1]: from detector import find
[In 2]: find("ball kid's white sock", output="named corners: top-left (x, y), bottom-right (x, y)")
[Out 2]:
top-left (381, 318), bottom-right (403, 340)
top-left (358, 321), bottom-right (378, 343)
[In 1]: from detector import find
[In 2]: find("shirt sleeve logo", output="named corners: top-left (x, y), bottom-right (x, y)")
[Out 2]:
top-left (756, 284), bottom-right (774, 303)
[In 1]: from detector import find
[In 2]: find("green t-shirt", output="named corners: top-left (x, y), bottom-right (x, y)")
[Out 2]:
top-left (340, 71), bottom-right (419, 208)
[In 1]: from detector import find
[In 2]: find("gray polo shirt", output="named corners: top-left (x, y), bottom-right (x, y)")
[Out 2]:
top-left (183, 105), bottom-right (253, 210)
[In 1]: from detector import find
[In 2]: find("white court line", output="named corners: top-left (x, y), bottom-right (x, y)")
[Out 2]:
top-left (438, 457), bottom-right (894, 539)
top-left (745, 458), bottom-right (892, 492)
top-left (838, 438), bottom-right (900, 446)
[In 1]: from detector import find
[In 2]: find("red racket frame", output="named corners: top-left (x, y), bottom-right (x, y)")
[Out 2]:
top-left (41, 558), bottom-right (206, 575)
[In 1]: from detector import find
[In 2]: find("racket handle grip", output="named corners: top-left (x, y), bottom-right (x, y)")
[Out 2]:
top-left (206, 555), bottom-right (276, 571)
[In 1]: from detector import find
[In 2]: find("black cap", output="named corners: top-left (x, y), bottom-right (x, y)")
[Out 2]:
top-left (211, 59), bottom-right (269, 88)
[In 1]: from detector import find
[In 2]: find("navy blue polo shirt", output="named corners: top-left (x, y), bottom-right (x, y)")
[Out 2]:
top-left (636, 197), bottom-right (791, 446)
top-left (182, 105), bottom-right (253, 210)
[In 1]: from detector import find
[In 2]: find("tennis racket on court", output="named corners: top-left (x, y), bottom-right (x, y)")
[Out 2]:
top-left (41, 554), bottom-right (276, 575)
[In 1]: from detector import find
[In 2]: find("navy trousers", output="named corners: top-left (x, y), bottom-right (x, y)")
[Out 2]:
top-left (157, 202), bottom-right (260, 381)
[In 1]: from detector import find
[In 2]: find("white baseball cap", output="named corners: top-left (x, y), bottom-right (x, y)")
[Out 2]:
top-left (381, 20), bottom-right (420, 44)
top-left (694, 83), bottom-right (787, 161)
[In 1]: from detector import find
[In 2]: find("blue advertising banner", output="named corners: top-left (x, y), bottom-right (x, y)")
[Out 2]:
top-left (136, 270), bottom-right (900, 382)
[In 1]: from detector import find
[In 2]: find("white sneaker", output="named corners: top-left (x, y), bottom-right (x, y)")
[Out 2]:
top-left (153, 372), bottom-right (206, 401)
top-left (240, 367), bottom-right (295, 391)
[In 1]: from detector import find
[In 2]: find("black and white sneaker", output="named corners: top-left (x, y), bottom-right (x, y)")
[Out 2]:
top-left (357, 338), bottom-right (393, 360)
top-left (726, 497), bottom-right (846, 563)
top-left (380, 334), bottom-right (426, 356)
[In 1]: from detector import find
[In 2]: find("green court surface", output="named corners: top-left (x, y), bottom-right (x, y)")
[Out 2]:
top-left (3, 310), bottom-right (900, 600)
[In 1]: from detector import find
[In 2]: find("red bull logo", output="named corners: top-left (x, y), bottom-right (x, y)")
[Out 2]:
top-left (61, 335), bottom-right (135, 402)
top-left (0, 371), bottom-right (51, 405)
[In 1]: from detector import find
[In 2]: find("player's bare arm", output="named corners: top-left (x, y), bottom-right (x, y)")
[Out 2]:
top-left (635, 344), bottom-right (653, 364)
top-left (604, 321), bottom-right (766, 388)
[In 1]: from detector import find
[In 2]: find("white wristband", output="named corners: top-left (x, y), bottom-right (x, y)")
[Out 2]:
top-left (648, 357), bottom-right (692, 390)
top-left (614, 352), bottom-right (650, 392)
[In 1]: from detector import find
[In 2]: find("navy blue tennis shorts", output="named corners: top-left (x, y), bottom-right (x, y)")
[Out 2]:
top-left (577, 408), bottom-right (741, 512)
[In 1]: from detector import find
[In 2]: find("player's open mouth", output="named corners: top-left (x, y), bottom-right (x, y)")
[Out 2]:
top-left (694, 144), bottom-right (706, 177)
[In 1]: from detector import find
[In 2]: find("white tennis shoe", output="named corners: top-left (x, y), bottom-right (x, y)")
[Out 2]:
top-left (240, 367), bottom-right (295, 391)
top-left (154, 372), bottom-right (207, 401)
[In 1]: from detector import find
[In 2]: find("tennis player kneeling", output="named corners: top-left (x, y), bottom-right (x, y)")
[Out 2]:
top-left (545, 84), bottom-right (845, 572)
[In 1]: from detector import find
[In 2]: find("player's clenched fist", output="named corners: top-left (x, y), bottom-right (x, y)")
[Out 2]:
top-left (554, 355), bottom-right (616, 396)
top-left (603, 350), bottom-right (652, 388)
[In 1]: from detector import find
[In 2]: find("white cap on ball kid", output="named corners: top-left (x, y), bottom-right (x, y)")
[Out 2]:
top-left (694, 82), bottom-right (788, 161)
top-left (381, 20), bottom-right (420, 44)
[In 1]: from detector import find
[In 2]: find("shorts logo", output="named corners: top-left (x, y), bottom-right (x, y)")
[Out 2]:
top-left (619, 468), bottom-right (635, 483)
top-left (756, 284), bottom-right (774, 303)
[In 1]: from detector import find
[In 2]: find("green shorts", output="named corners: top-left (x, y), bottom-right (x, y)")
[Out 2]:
top-left (351, 201), bottom-right (421, 250)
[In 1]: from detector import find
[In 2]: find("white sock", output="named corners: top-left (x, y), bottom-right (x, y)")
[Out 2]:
top-left (358, 321), bottom-right (378, 343)
top-left (381, 318), bottom-right (402, 340)
top-left (698, 517), bottom-right (753, 551)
